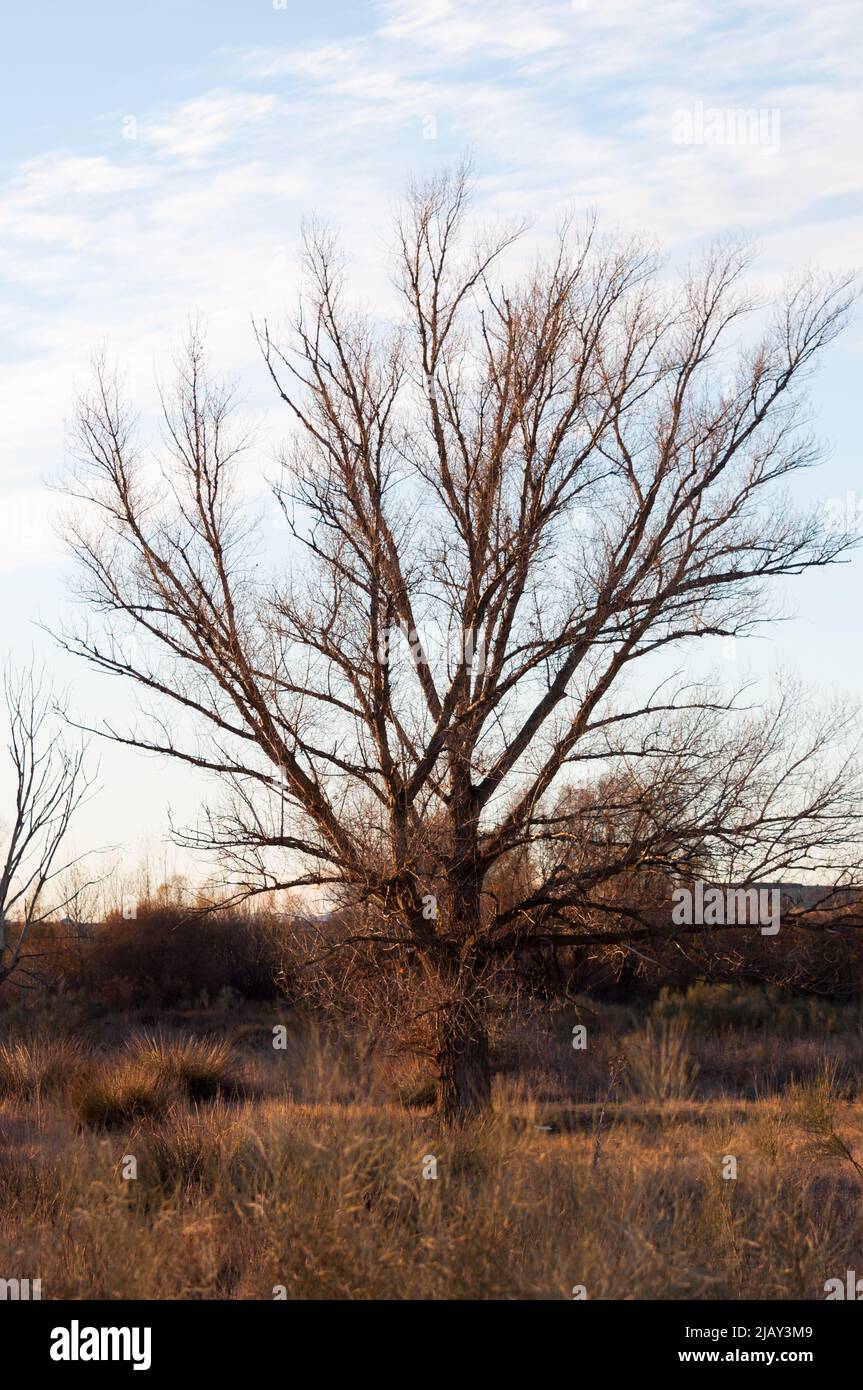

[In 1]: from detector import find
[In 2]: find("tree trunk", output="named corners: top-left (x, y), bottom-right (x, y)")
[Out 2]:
top-left (436, 1005), bottom-right (492, 1121)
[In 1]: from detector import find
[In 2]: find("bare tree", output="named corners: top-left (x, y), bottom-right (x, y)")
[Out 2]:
top-left (61, 164), bottom-right (861, 1115)
top-left (0, 664), bottom-right (93, 987)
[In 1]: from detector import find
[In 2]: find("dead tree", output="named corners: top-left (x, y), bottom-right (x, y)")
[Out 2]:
top-left (0, 665), bottom-right (93, 988)
top-left (60, 164), bottom-right (861, 1116)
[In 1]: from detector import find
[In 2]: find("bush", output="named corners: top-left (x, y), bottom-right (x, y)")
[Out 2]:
top-left (623, 1016), bottom-right (699, 1104)
top-left (128, 1031), bottom-right (243, 1102)
top-left (0, 1037), bottom-right (88, 1100)
top-left (135, 1107), bottom-right (259, 1198)
top-left (652, 982), bottom-right (849, 1036)
top-left (76, 1063), bottom-right (174, 1129)
top-left (66, 899), bottom-right (293, 1008)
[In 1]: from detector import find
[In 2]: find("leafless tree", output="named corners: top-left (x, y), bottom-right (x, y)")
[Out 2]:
top-left (60, 164), bottom-right (862, 1115)
top-left (0, 664), bottom-right (93, 988)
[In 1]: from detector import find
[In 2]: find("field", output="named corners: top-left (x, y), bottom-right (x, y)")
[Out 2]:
top-left (2, 983), bottom-right (863, 1300)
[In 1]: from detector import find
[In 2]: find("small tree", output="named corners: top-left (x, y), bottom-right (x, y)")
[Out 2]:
top-left (0, 664), bottom-right (93, 987)
top-left (62, 165), bottom-right (861, 1116)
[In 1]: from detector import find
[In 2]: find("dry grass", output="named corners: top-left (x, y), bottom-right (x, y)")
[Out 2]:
top-left (127, 1030), bottom-right (243, 1102)
top-left (3, 1089), bottom-right (863, 1299)
top-left (623, 1016), bottom-right (699, 1104)
top-left (2, 989), bottom-right (863, 1299)
top-left (75, 1062), bottom-right (174, 1129)
top-left (0, 1036), bottom-right (88, 1101)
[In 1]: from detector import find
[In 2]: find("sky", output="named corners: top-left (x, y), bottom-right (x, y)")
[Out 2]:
top-left (1, 0), bottom-right (862, 889)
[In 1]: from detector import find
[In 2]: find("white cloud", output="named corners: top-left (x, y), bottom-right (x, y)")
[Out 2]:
top-left (138, 91), bottom-right (281, 163)
top-left (0, 487), bottom-right (64, 573)
top-left (0, 0), bottom-right (860, 584)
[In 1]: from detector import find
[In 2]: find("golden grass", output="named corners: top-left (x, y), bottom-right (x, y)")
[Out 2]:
top-left (0, 1036), bottom-right (88, 1101)
top-left (127, 1030), bottom-right (244, 1102)
top-left (1, 1076), bottom-right (862, 1297)
top-left (75, 1062), bottom-right (174, 1129)
top-left (3, 1000), bottom-right (863, 1299)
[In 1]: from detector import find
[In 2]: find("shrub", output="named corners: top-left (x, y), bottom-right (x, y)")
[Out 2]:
top-left (652, 982), bottom-right (848, 1037)
top-left (623, 1016), bottom-right (699, 1104)
top-left (65, 899), bottom-right (293, 1008)
top-left (395, 1075), bottom-right (438, 1110)
top-left (135, 1107), bottom-right (259, 1198)
top-left (0, 1037), bottom-right (88, 1100)
top-left (76, 1063), bottom-right (174, 1128)
top-left (128, 1031), bottom-right (243, 1102)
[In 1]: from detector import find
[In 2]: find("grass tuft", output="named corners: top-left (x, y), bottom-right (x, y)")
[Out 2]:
top-left (0, 1037), bottom-right (88, 1100)
top-left (127, 1030), bottom-right (244, 1102)
top-left (76, 1063), bottom-right (174, 1129)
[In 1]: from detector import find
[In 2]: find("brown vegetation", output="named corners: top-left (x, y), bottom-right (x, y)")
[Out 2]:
top-left (2, 984), bottom-right (863, 1299)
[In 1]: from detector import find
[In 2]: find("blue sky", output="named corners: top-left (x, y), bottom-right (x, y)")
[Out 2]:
top-left (1, 0), bottom-right (861, 884)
